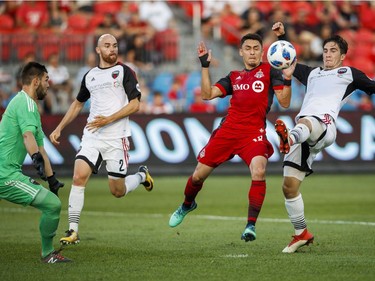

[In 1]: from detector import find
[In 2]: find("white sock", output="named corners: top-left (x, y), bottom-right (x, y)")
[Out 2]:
top-left (68, 185), bottom-right (85, 233)
top-left (124, 173), bottom-right (144, 195)
top-left (289, 123), bottom-right (310, 145)
top-left (285, 194), bottom-right (306, 235)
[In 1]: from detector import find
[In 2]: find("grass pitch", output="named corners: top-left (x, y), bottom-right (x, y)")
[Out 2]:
top-left (1, 174), bottom-right (374, 281)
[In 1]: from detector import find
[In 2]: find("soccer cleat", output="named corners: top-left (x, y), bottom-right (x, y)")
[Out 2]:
top-left (275, 119), bottom-right (290, 154)
top-left (282, 229), bottom-right (314, 253)
top-left (41, 249), bottom-right (72, 263)
top-left (169, 201), bottom-right (197, 227)
top-left (138, 165), bottom-right (154, 191)
top-left (241, 224), bottom-right (256, 242)
top-left (60, 229), bottom-right (80, 245)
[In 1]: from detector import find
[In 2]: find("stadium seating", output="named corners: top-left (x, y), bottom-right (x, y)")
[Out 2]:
top-left (61, 34), bottom-right (87, 62)
top-left (184, 71), bottom-right (202, 106)
top-left (220, 14), bottom-right (242, 46)
top-left (152, 72), bottom-right (174, 96)
top-left (93, 1), bottom-right (122, 15)
top-left (11, 32), bottom-right (36, 61)
top-left (0, 14), bottom-right (14, 32)
top-left (154, 29), bottom-right (179, 61)
top-left (66, 13), bottom-right (91, 34)
top-left (37, 33), bottom-right (62, 62)
top-left (0, 14), bottom-right (15, 62)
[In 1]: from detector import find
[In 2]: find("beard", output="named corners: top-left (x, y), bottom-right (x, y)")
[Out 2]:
top-left (36, 84), bottom-right (47, 100)
top-left (102, 53), bottom-right (117, 64)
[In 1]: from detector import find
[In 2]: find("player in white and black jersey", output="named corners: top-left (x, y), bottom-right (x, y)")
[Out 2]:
top-left (272, 22), bottom-right (375, 253)
top-left (49, 34), bottom-right (154, 246)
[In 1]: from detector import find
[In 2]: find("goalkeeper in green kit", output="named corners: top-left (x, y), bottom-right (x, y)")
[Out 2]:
top-left (0, 62), bottom-right (71, 263)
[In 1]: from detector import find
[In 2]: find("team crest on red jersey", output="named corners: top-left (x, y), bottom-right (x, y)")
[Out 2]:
top-left (112, 70), bottom-right (120, 79)
top-left (254, 69), bottom-right (264, 79)
top-left (252, 81), bottom-right (264, 93)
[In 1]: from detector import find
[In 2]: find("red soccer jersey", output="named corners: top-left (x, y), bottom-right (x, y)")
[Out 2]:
top-left (214, 62), bottom-right (283, 138)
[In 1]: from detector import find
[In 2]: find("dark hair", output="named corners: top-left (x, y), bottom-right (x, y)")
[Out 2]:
top-left (21, 62), bottom-right (48, 85)
top-left (240, 33), bottom-right (263, 47)
top-left (323, 35), bottom-right (348, 54)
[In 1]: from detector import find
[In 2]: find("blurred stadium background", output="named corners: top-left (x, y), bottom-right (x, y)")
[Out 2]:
top-left (0, 0), bottom-right (374, 176)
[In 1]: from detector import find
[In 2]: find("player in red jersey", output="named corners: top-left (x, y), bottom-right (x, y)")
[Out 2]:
top-left (169, 33), bottom-right (295, 242)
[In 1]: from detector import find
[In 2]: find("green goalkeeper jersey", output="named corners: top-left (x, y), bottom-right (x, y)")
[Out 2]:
top-left (0, 90), bottom-right (45, 179)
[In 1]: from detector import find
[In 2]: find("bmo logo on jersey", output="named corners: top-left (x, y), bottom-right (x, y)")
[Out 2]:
top-left (233, 81), bottom-right (264, 93)
top-left (252, 80), bottom-right (264, 93)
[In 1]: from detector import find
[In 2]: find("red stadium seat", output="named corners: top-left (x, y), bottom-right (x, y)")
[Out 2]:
top-left (66, 13), bottom-right (91, 33)
top-left (0, 14), bottom-right (15, 32)
top-left (93, 1), bottom-right (122, 15)
top-left (36, 32), bottom-right (62, 62)
top-left (351, 57), bottom-right (375, 78)
top-left (358, 2), bottom-right (375, 31)
top-left (0, 15), bottom-right (14, 62)
top-left (11, 32), bottom-right (36, 60)
top-left (0, 34), bottom-right (11, 62)
top-left (220, 14), bottom-right (242, 45)
top-left (178, 1), bottom-right (203, 18)
top-left (154, 29), bottom-right (179, 61)
top-left (355, 28), bottom-right (375, 45)
top-left (61, 34), bottom-right (86, 62)
top-left (89, 13), bottom-right (105, 31)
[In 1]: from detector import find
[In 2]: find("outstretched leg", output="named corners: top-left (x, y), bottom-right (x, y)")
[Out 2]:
top-left (241, 156), bottom-right (267, 242)
top-left (169, 163), bottom-right (213, 227)
top-left (282, 174), bottom-right (314, 253)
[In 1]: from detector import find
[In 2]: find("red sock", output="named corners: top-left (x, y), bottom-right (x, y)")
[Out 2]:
top-left (183, 176), bottom-right (203, 206)
top-left (247, 180), bottom-right (266, 224)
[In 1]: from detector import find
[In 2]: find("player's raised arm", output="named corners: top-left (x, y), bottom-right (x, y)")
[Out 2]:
top-left (197, 41), bottom-right (222, 100)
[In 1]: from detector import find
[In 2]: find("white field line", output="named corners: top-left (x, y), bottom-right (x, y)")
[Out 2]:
top-left (1, 207), bottom-right (375, 227)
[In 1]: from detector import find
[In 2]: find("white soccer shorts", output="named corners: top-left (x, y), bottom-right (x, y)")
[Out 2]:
top-left (76, 135), bottom-right (130, 178)
top-left (284, 115), bottom-right (337, 180)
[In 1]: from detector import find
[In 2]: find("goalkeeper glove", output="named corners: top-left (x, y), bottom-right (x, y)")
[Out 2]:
top-left (47, 173), bottom-right (64, 197)
top-left (31, 152), bottom-right (46, 180)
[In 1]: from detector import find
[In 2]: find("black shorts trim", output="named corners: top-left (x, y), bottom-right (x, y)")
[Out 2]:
top-left (76, 154), bottom-right (102, 174)
top-left (108, 172), bottom-right (126, 178)
top-left (283, 142), bottom-right (313, 177)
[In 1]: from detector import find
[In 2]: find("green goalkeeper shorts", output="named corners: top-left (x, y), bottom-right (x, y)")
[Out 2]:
top-left (0, 172), bottom-right (43, 206)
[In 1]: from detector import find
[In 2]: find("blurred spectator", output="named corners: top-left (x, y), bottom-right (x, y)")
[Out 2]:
top-left (125, 33), bottom-right (161, 72)
top-left (337, 1), bottom-right (359, 31)
top-left (0, 2), bottom-right (6, 14)
top-left (167, 76), bottom-right (185, 112)
top-left (189, 87), bottom-right (216, 113)
top-left (48, 0), bottom-right (69, 33)
top-left (316, 1), bottom-right (340, 36)
top-left (136, 77), bottom-right (151, 114)
top-left (264, 8), bottom-right (292, 46)
top-left (202, 0), bottom-right (226, 20)
top-left (240, 7), bottom-right (266, 38)
top-left (15, 1), bottom-right (49, 31)
top-left (116, 1), bottom-right (135, 27)
top-left (146, 91), bottom-right (173, 114)
top-left (122, 6), bottom-right (155, 41)
top-left (356, 94), bottom-right (373, 112)
top-left (95, 12), bottom-right (123, 39)
top-left (0, 68), bottom-right (12, 112)
top-left (73, 0), bottom-right (94, 14)
top-left (138, 0), bottom-right (174, 32)
top-left (46, 53), bottom-right (73, 113)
